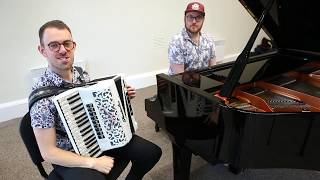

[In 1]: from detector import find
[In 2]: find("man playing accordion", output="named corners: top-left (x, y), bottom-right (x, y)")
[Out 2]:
top-left (30, 20), bottom-right (162, 180)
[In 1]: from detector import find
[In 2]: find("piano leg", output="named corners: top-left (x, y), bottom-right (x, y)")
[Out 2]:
top-left (172, 143), bottom-right (192, 180)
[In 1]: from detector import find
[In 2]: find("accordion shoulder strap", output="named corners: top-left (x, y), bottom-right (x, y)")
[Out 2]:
top-left (28, 66), bottom-right (87, 138)
top-left (74, 66), bottom-right (85, 83)
top-left (28, 86), bottom-right (68, 110)
top-left (28, 86), bottom-right (70, 137)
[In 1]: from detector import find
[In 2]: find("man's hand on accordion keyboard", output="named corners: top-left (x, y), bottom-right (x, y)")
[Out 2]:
top-left (126, 85), bottom-right (136, 99)
top-left (89, 155), bottom-right (114, 175)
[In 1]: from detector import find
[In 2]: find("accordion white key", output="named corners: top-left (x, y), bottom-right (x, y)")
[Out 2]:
top-left (53, 75), bottom-right (137, 157)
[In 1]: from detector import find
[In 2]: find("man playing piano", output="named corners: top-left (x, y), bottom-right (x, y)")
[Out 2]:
top-left (168, 1), bottom-right (216, 75)
top-left (30, 20), bottom-right (162, 180)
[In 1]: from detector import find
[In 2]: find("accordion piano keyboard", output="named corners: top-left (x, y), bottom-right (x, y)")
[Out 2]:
top-left (57, 92), bottom-right (103, 157)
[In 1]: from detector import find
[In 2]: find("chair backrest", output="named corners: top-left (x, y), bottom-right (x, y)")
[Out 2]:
top-left (19, 112), bottom-right (49, 178)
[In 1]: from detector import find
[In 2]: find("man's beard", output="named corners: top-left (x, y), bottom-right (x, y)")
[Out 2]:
top-left (185, 23), bottom-right (203, 35)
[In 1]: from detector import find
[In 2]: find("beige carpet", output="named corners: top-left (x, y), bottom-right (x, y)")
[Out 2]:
top-left (1, 86), bottom-right (320, 180)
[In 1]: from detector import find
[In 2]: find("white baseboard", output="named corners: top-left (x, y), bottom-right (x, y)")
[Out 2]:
top-left (126, 68), bottom-right (167, 89)
top-left (0, 99), bottom-right (28, 123)
top-left (0, 68), bottom-right (168, 123)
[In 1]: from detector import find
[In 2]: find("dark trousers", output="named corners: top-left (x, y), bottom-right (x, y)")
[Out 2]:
top-left (54, 135), bottom-right (162, 180)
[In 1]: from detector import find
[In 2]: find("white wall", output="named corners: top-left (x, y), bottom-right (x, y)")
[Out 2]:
top-left (0, 0), bottom-right (267, 121)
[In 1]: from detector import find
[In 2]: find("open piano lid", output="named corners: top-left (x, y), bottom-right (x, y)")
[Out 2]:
top-left (220, 0), bottom-right (320, 98)
top-left (239, 0), bottom-right (320, 53)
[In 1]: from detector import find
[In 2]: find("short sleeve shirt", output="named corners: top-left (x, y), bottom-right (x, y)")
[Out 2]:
top-left (168, 28), bottom-right (216, 75)
top-left (30, 67), bottom-right (90, 151)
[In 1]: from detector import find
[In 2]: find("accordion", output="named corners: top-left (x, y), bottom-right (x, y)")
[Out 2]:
top-left (53, 75), bottom-right (137, 157)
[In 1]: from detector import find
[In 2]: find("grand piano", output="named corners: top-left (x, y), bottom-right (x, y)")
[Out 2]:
top-left (145, 0), bottom-right (320, 179)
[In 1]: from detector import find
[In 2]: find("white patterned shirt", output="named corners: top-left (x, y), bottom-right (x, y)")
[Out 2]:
top-left (30, 67), bottom-right (90, 150)
top-left (168, 28), bottom-right (216, 75)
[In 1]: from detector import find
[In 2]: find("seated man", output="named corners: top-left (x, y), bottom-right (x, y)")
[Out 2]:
top-left (30, 20), bottom-right (162, 180)
top-left (168, 2), bottom-right (216, 75)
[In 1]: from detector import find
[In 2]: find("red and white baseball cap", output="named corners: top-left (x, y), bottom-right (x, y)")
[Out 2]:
top-left (185, 2), bottom-right (205, 15)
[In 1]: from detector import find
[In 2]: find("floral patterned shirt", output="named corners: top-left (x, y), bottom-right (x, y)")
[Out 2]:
top-left (30, 67), bottom-right (90, 150)
top-left (168, 28), bottom-right (216, 75)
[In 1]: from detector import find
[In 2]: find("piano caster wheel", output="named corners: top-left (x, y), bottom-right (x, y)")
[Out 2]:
top-left (155, 123), bottom-right (160, 132)
top-left (228, 164), bottom-right (242, 175)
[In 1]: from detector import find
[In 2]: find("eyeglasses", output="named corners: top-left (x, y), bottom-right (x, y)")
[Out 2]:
top-left (186, 15), bottom-right (204, 22)
top-left (47, 40), bottom-right (75, 52)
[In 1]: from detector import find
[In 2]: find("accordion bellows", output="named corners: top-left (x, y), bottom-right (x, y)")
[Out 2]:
top-left (53, 75), bottom-right (136, 157)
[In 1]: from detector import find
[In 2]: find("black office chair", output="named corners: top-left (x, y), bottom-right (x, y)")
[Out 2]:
top-left (19, 112), bottom-right (130, 180)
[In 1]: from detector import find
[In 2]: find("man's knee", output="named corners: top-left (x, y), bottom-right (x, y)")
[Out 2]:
top-left (141, 141), bottom-right (162, 165)
top-left (132, 135), bottom-right (162, 164)
top-left (151, 144), bottom-right (162, 162)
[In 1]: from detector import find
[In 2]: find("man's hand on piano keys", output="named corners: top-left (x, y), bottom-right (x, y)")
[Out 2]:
top-left (89, 155), bottom-right (114, 175)
top-left (126, 85), bottom-right (136, 99)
